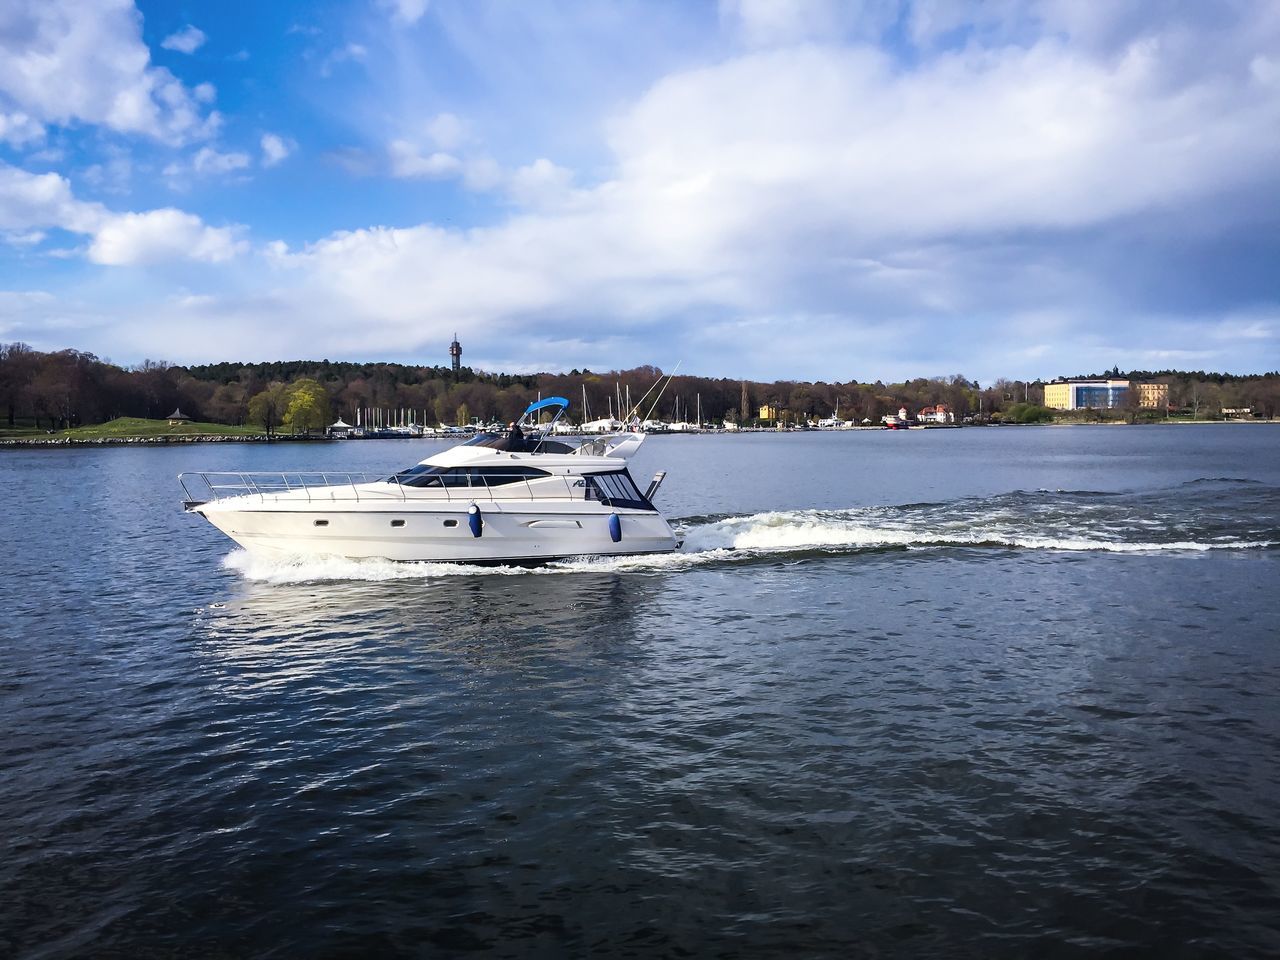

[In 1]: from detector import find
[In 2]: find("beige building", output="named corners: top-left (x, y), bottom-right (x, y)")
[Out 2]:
top-left (1134, 382), bottom-right (1169, 409)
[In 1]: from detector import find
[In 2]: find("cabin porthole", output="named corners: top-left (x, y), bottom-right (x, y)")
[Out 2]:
top-left (313, 519), bottom-right (329, 527)
top-left (390, 519), bottom-right (406, 528)
top-left (443, 519), bottom-right (458, 528)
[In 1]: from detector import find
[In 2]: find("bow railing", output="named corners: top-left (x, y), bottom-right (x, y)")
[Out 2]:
top-left (178, 471), bottom-right (588, 508)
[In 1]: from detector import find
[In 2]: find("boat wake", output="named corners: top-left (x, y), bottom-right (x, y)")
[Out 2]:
top-left (222, 480), bottom-right (1279, 583)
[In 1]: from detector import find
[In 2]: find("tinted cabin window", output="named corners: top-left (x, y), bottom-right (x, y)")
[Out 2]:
top-left (469, 466), bottom-right (552, 487)
top-left (584, 471), bottom-right (653, 510)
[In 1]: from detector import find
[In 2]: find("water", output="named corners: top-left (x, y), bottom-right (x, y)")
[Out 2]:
top-left (3, 426), bottom-right (1279, 958)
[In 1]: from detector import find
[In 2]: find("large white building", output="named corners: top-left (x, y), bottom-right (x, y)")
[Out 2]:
top-left (1044, 379), bottom-right (1169, 411)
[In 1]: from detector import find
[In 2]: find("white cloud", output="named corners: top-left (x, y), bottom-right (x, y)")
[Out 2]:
top-left (461, 155), bottom-right (503, 192)
top-left (160, 25), bottom-right (206, 55)
top-left (380, 0), bottom-right (429, 26)
top-left (0, 111), bottom-right (44, 146)
top-left (2, 229), bottom-right (45, 246)
top-left (88, 209), bottom-right (246, 265)
top-left (425, 112), bottom-right (466, 150)
top-left (0, 163), bottom-right (103, 234)
top-left (0, 0), bottom-right (217, 144)
top-left (0, 161), bottom-right (245, 266)
top-left (162, 146), bottom-right (252, 186)
top-left (507, 158), bottom-right (577, 209)
top-left (191, 147), bottom-right (251, 176)
top-left (388, 140), bottom-right (462, 179)
top-left (607, 41), bottom-right (1280, 244)
top-left (260, 133), bottom-right (293, 168)
top-left (193, 82), bottom-right (217, 104)
top-left (385, 115), bottom-right (505, 190)
top-left (386, 139), bottom-right (506, 191)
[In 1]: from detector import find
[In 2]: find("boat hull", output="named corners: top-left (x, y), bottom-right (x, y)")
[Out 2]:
top-left (195, 501), bottom-right (678, 563)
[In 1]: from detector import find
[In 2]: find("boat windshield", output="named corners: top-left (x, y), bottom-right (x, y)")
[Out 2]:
top-left (388, 464), bottom-right (554, 488)
top-left (583, 470), bottom-right (654, 510)
top-left (456, 432), bottom-right (574, 454)
top-left (460, 432), bottom-right (507, 448)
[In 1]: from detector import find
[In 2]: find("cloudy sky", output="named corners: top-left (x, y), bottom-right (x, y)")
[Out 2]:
top-left (1, 0), bottom-right (1278, 382)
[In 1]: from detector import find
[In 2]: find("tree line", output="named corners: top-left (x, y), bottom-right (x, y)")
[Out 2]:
top-left (2, 341), bottom-right (1278, 432)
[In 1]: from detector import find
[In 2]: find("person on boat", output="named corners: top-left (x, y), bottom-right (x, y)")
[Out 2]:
top-left (505, 420), bottom-right (524, 450)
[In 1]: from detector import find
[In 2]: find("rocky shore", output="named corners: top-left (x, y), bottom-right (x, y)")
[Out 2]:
top-left (0, 434), bottom-right (330, 448)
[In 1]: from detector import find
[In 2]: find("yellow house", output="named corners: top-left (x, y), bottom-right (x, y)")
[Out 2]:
top-left (1043, 382), bottom-right (1072, 410)
top-left (759, 404), bottom-right (783, 423)
top-left (1135, 382), bottom-right (1169, 409)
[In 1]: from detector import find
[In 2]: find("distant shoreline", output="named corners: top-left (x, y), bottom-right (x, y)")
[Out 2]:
top-left (2, 418), bottom-right (1276, 449)
top-left (0, 434), bottom-right (329, 448)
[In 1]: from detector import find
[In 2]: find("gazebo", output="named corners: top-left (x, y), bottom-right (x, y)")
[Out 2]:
top-left (328, 417), bottom-right (354, 438)
top-left (166, 408), bottom-right (191, 426)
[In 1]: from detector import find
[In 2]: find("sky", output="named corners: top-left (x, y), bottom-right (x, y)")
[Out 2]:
top-left (1, 0), bottom-right (1279, 384)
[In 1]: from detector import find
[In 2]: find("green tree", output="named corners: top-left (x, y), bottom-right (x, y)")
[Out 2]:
top-left (455, 402), bottom-right (470, 427)
top-left (283, 378), bottom-right (330, 434)
top-left (247, 382), bottom-right (288, 436)
top-left (1004, 402), bottom-right (1054, 424)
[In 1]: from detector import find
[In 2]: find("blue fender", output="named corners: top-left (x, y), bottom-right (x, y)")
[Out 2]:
top-left (608, 513), bottom-right (622, 543)
top-left (468, 503), bottom-right (483, 538)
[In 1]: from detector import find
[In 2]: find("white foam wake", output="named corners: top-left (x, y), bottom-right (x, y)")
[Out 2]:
top-left (220, 507), bottom-right (1273, 583)
top-left (682, 509), bottom-right (1273, 555)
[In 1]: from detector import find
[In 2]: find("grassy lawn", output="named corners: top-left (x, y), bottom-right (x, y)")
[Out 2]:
top-left (0, 425), bottom-right (47, 439)
top-left (10, 417), bottom-right (267, 440)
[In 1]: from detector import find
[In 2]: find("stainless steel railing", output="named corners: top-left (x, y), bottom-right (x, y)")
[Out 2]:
top-left (177, 471), bottom-right (588, 507)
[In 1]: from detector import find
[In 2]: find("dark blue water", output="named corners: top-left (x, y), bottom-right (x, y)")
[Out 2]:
top-left (3, 426), bottom-right (1280, 958)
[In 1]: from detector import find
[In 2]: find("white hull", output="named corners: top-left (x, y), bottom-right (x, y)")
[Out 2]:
top-left (198, 500), bottom-right (677, 563)
top-left (182, 417), bottom-right (678, 565)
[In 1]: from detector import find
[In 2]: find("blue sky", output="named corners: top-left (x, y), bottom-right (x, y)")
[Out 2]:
top-left (2, 0), bottom-right (1278, 383)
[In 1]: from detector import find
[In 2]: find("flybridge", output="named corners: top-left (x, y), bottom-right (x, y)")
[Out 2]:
top-left (521, 396), bottom-right (570, 418)
top-left (519, 396), bottom-right (572, 440)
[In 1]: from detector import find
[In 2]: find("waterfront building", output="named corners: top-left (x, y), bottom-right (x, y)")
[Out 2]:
top-left (1043, 379), bottom-right (1168, 411)
top-left (166, 408), bottom-right (191, 426)
top-left (1135, 382), bottom-right (1170, 409)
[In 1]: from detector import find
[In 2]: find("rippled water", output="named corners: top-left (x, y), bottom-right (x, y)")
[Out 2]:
top-left (3, 426), bottom-right (1280, 958)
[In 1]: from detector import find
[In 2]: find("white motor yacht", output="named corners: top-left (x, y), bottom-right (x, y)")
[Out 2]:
top-left (180, 397), bottom-right (678, 564)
